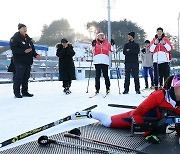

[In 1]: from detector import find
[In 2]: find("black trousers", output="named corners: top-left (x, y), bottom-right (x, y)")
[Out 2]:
top-left (153, 62), bottom-right (170, 87)
top-left (62, 80), bottom-right (72, 88)
top-left (13, 63), bottom-right (31, 95)
top-left (124, 63), bottom-right (140, 92)
top-left (95, 64), bottom-right (110, 90)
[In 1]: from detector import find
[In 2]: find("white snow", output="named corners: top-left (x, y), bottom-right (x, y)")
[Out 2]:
top-left (0, 78), bottom-right (153, 151)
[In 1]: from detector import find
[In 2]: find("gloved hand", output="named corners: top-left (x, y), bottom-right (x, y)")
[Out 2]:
top-left (160, 39), bottom-right (166, 45)
top-left (154, 39), bottom-right (159, 45)
top-left (145, 134), bottom-right (160, 144)
top-left (141, 48), bottom-right (146, 54)
top-left (111, 39), bottom-right (115, 45)
top-left (92, 40), bottom-right (96, 47)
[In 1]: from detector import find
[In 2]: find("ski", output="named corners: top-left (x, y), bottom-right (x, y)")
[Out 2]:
top-left (38, 135), bottom-right (119, 154)
top-left (103, 93), bottom-right (109, 98)
top-left (0, 105), bottom-right (97, 148)
top-left (142, 95), bottom-right (148, 98)
top-left (89, 93), bottom-right (98, 98)
top-left (108, 104), bottom-right (137, 109)
top-left (141, 88), bottom-right (154, 92)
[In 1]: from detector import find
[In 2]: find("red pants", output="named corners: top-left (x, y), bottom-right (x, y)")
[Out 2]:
top-left (110, 110), bottom-right (134, 129)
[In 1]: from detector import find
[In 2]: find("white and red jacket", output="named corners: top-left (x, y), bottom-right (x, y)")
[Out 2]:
top-left (149, 36), bottom-right (172, 64)
top-left (93, 39), bottom-right (113, 66)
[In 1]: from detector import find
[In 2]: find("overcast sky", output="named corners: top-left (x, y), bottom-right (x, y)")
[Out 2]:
top-left (0, 0), bottom-right (180, 41)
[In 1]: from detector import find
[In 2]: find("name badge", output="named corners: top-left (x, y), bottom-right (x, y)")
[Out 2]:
top-left (175, 118), bottom-right (180, 123)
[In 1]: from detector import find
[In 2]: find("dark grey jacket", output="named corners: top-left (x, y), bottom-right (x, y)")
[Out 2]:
top-left (10, 32), bottom-right (38, 65)
top-left (123, 41), bottom-right (140, 64)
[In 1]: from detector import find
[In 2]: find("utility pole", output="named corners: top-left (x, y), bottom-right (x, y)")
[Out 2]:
top-left (107, 0), bottom-right (111, 42)
top-left (178, 12), bottom-right (180, 52)
top-left (107, 0), bottom-right (112, 67)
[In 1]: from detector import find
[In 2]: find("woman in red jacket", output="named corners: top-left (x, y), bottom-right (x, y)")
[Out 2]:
top-left (92, 32), bottom-right (113, 94)
top-left (73, 74), bottom-right (180, 144)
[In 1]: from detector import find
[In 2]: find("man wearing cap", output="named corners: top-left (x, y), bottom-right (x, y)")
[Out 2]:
top-left (92, 32), bottom-right (113, 94)
top-left (56, 38), bottom-right (76, 94)
top-left (10, 23), bottom-right (41, 98)
top-left (150, 27), bottom-right (172, 90)
top-left (141, 40), bottom-right (154, 89)
top-left (123, 32), bottom-right (140, 94)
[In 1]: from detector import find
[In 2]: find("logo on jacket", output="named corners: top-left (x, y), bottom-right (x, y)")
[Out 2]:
top-left (22, 41), bottom-right (25, 44)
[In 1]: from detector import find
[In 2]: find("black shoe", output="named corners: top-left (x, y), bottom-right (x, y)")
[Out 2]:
top-left (136, 90), bottom-right (141, 94)
top-left (63, 88), bottom-right (67, 93)
top-left (64, 87), bottom-right (71, 94)
top-left (106, 88), bottom-right (110, 94)
top-left (159, 86), bottom-right (163, 90)
top-left (65, 89), bottom-right (71, 95)
top-left (123, 91), bottom-right (128, 94)
top-left (15, 94), bottom-right (22, 98)
top-left (155, 86), bottom-right (158, 91)
top-left (22, 92), bottom-right (34, 97)
top-left (145, 86), bottom-right (148, 89)
top-left (95, 90), bottom-right (99, 94)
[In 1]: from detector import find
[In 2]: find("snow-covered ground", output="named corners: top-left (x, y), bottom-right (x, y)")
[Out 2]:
top-left (0, 78), bottom-right (153, 151)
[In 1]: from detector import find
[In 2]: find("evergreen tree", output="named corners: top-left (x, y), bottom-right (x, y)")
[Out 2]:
top-left (38, 19), bottom-right (75, 46)
top-left (87, 19), bottom-right (146, 48)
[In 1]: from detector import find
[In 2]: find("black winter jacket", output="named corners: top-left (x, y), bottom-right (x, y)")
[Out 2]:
top-left (10, 32), bottom-right (38, 65)
top-left (123, 41), bottom-right (140, 64)
top-left (56, 43), bottom-right (76, 81)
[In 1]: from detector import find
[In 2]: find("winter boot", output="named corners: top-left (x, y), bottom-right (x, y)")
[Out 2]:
top-left (70, 110), bottom-right (91, 120)
top-left (22, 92), bottom-right (34, 97)
top-left (64, 87), bottom-right (71, 95)
top-left (150, 86), bottom-right (154, 89)
top-left (65, 89), bottom-right (71, 95)
top-left (95, 89), bottom-right (99, 94)
top-left (123, 91), bottom-right (128, 94)
top-left (15, 94), bottom-right (22, 98)
top-left (155, 86), bottom-right (158, 91)
top-left (106, 88), bottom-right (110, 94)
top-left (136, 90), bottom-right (141, 94)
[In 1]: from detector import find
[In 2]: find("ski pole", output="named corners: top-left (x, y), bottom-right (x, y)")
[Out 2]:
top-left (86, 48), bottom-right (94, 93)
top-left (38, 135), bottom-right (119, 154)
top-left (113, 51), bottom-right (121, 94)
top-left (64, 132), bottom-right (148, 154)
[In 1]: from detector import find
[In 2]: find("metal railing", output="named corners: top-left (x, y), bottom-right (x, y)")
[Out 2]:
top-left (0, 72), bottom-right (59, 84)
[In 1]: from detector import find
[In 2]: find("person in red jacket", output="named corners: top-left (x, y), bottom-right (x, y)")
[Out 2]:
top-left (72, 74), bottom-right (180, 144)
top-left (149, 27), bottom-right (173, 90)
top-left (92, 32), bottom-right (113, 94)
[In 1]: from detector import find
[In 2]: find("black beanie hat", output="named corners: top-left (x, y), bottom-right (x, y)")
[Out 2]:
top-left (128, 32), bottom-right (135, 38)
top-left (144, 40), bottom-right (150, 44)
top-left (61, 38), bottom-right (68, 43)
top-left (18, 23), bottom-right (26, 30)
top-left (157, 27), bottom-right (163, 32)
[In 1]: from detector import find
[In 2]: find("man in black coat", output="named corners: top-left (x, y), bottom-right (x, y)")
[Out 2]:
top-left (56, 38), bottom-right (76, 94)
top-left (123, 32), bottom-right (140, 94)
top-left (10, 23), bottom-right (41, 98)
